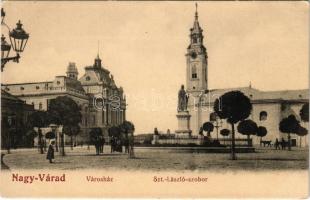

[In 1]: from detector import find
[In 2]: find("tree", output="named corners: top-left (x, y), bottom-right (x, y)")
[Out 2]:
top-left (220, 129), bottom-right (230, 145)
top-left (27, 111), bottom-right (49, 154)
top-left (48, 96), bottom-right (82, 156)
top-left (63, 125), bottom-right (80, 150)
top-left (214, 91), bottom-right (252, 160)
top-left (296, 126), bottom-right (308, 147)
top-left (119, 121), bottom-right (135, 158)
top-left (300, 103), bottom-right (309, 122)
top-left (202, 122), bottom-right (214, 137)
top-left (90, 128), bottom-right (103, 155)
top-left (279, 115), bottom-right (300, 151)
top-left (256, 126), bottom-right (267, 146)
top-left (237, 119), bottom-right (258, 147)
top-left (25, 129), bottom-right (38, 147)
top-left (108, 126), bottom-right (121, 138)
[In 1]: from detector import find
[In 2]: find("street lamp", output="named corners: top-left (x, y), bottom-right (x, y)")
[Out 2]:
top-left (1, 8), bottom-right (29, 71)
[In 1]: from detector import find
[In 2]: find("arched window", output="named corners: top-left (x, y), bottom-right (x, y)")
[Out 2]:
top-left (86, 76), bottom-right (91, 81)
top-left (259, 111), bottom-right (267, 121)
top-left (192, 65), bottom-right (197, 79)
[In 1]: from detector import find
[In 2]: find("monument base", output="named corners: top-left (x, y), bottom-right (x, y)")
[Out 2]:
top-left (175, 110), bottom-right (192, 139)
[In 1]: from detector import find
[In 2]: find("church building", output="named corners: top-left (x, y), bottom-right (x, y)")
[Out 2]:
top-left (183, 5), bottom-right (309, 146)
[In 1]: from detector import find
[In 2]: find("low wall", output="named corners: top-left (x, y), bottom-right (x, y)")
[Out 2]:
top-left (135, 146), bottom-right (255, 153)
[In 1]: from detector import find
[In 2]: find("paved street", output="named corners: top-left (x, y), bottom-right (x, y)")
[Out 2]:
top-left (1, 146), bottom-right (308, 171)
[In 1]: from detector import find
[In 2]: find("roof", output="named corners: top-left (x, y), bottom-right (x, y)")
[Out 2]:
top-left (202, 86), bottom-right (309, 103)
top-left (1, 89), bottom-right (24, 102)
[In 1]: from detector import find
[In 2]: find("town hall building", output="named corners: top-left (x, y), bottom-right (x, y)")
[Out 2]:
top-left (2, 55), bottom-right (126, 142)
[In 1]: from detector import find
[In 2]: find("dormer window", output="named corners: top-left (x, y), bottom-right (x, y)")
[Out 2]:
top-left (86, 76), bottom-right (91, 81)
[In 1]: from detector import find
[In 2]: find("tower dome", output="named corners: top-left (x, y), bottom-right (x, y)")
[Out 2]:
top-left (66, 62), bottom-right (79, 80)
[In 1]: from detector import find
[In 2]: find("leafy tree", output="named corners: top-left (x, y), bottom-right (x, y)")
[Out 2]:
top-left (202, 122), bottom-right (214, 137)
top-left (256, 126), bottom-right (267, 146)
top-left (48, 96), bottom-right (82, 156)
top-left (119, 121), bottom-right (135, 136)
top-left (45, 132), bottom-right (55, 139)
top-left (119, 121), bottom-right (135, 158)
top-left (25, 129), bottom-right (38, 147)
top-left (300, 103), bottom-right (309, 122)
top-left (63, 125), bottom-right (80, 150)
top-left (108, 126), bottom-right (121, 138)
top-left (214, 91), bottom-right (252, 160)
top-left (220, 129), bottom-right (230, 145)
top-left (279, 115), bottom-right (300, 151)
top-left (296, 126), bottom-right (308, 147)
top-left (89, 128), bottom-right (103, 155)
top-left (237, 119), bottom-right (258, 146)
top-left (27, 111), bottom-right (49, 154)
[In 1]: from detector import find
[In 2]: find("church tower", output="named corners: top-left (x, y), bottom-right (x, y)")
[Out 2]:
top-left (186, 4), bottom-right (208, 94)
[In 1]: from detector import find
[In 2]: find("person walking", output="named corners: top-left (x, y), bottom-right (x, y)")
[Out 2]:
top-left (46, 141), bottom-right (55, 163)
top-left (275, 138), bottom-right (279, 150)
top-left (281, 138), bottom-right (286, 150)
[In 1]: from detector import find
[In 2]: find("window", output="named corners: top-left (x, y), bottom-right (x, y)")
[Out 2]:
top-left (57, 81), bottom-right (60, 85)
top-left (191, 65), bottom-right (197, 79)
top-left (39, 102), bottom-right (43, 110)
top-left (193, 36), bottom-right (197, 44)
top-left (86, 76), bottom-right (91, 81)
top-left (259, 111), bottom-right (267, 121)
top-left (36, 86), bottom-right (40, 89)
top-left (20, 87), bottom-right (24, 90)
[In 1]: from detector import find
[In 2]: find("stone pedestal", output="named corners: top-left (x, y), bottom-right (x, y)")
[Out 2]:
top-left (175, 111), bottom-right (192, 138)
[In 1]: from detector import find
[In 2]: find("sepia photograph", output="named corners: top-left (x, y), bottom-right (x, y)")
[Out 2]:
top-left (0, 1), bottom-right (309, 198)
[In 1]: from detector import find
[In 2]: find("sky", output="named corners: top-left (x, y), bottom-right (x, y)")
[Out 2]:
top-left (1, 1), bottom-right (309, 134)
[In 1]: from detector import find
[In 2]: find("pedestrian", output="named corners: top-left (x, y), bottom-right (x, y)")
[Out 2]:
top-left (275, 138), bottom-right (279, 150)
top-left (110, 136), bottom-right (115, 153)
top-left (100, 136), bottom-right (105, 154)
top-left (124, 136), bottom-right (129, 154)
top-left (281, 138), bottom-right (286, 150)
top-left (128, 133), bottom-right (135, 158)
top-left (46, 141), bottom-right (55, 163)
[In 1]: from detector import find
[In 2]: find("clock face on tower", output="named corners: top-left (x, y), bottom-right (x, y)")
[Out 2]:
top-left (190, 52), bottom-right (197, 59)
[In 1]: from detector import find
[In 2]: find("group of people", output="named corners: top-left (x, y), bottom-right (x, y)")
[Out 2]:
top-left (94, 136), bottom-right (105, 155)
top-left (110, 134), bottom-right (134, 157)
top-left (274, 138), bottom-right (289, 150)
top-left (46, 134), bottom-right (135, 163)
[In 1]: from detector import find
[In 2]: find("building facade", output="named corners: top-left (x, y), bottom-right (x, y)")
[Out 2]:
top-left (2, 55), bottom-right (126, 142)
top-left (182, 7), bottom-right (309, 146)
top-left (1, 90), bottom-right (35, 148)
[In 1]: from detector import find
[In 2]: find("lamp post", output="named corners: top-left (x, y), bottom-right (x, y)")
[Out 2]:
top-left (1, 8), bottom-right (29, 71)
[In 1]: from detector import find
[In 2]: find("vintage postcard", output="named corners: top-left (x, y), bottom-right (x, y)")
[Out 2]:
top-left (0, 1), bottom-right (309, 198)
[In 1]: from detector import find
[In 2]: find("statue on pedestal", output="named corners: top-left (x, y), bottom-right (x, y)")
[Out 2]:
top-left (178, 85), bottom-right (188, 112)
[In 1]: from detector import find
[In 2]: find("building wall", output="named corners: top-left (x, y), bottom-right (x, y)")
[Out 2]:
top-left (188, 99), bottom-right (309, 147)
